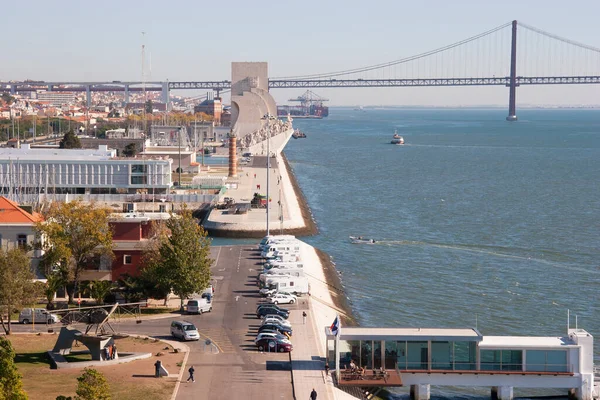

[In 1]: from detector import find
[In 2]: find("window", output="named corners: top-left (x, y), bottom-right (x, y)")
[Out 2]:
top-left (131, 165), bottom-right (147, 173)
top-left (123, 255), bottom-right (132, 265)
top-left (131, 176), bottom-right (148, 185)
top-left (17, 234), bottom-right (27, 248)
top-left (526, 350), bottom-right (567, 372)
top-left (481, 349), bottom-right (523, 371)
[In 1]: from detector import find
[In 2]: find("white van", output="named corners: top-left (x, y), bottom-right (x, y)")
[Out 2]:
top-left (186, 298), bottom-right (212, 314)
top-left (19, 308), bottom-right (60, 324)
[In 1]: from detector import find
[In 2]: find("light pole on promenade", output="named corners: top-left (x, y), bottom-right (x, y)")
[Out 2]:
top-left (261, 113), bottom-right (276, 236)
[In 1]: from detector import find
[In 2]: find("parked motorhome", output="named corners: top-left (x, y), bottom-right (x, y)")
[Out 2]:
top-left (263, 262), bottom-right (305, 271)
top-left (259, 268), bottom-right (305, 283)
top-left (258, 235), bottom-right (296, 250)
top-left (262, 276), bottom-right (310, 295)
top-left (261, 243), bottom-right (301, 259)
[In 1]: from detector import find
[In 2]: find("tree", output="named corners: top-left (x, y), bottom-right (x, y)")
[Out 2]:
top-left (121, 143), bottom-right (137, 157)
top-left (59, 130), bottom-right (82, 149)
top-left (86, 281), bottom-right (113, 305)
top-left (0, 247), bottom-right (41, 335)
top-left (144, 100), bottom-right (153, 114)
top-left (36, 202), bottom-right (113, 304)
top-left (0, 337), bottom-right (28, 399)
top-left (75, 368), bottom-right (110, 400)
top-left (44, 273), bottom-right (64, 310)
top-left (144, 208), bottom-right (212, 309)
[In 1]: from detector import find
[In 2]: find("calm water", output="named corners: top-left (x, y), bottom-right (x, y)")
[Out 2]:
top-left (216, 108), bottom-right (600, 398)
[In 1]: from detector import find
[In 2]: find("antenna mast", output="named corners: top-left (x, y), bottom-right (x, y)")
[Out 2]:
top-left (141, 32), bottom-right (147, 135)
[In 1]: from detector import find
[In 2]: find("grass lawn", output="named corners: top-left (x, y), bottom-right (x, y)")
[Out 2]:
top-left (9, 334), bottom-right (184, 400)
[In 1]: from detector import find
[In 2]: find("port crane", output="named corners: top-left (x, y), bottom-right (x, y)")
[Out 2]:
top-left (288, 90), bottom-right (329, 109)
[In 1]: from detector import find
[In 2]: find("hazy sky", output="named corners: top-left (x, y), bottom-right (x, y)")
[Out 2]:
top-left (2, 0), bottom-right (600, 106)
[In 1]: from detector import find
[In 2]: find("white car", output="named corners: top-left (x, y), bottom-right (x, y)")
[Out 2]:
top-left (268, 293), bottom-right (297, 305)
top-left (255, 332), bottom-right (291, 344)
top-left (259, 287), bottom-right (278, 297)
top-left (262, 315), bottom-right (292, 328)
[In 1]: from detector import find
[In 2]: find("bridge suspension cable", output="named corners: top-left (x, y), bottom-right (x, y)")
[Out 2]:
top-left (272, 22), bottom-right (512, 80)
top-left (517, 22), bottom-right (600, 54)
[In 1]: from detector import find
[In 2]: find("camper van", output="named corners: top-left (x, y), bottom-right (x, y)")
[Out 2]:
top-left (264, 253), bottom-right (300, 266)
top-left (260, 276), bottom-right (310, 295)
top-left (258, 235), bottom-right (296, 250)
top-left (259, 269), bottom-right (305, 284)
top-left (260, 243), bottom-right (301, 259)
top-left (263, 262), bottom-right (304, 271)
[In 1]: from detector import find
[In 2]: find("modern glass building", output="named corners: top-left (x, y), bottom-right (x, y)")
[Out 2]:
top-left (325, 327), bottom-right (594, 400)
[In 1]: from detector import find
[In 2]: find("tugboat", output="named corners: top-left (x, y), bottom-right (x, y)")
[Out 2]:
top-left (390, 130), bottom-right (404, 145)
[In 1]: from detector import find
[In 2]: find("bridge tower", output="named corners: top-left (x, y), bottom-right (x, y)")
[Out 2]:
top-left (506, 20), bottom-right (518, 121)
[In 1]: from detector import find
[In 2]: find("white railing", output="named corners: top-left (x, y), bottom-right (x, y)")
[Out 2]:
top-left (37, 193), bottom-right (218, 204)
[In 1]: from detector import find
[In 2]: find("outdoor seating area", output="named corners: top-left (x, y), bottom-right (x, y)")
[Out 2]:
top-left (338, 367), bottom-right (402, 387)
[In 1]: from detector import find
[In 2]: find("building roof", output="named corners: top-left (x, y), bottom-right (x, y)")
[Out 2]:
top-left (479, 336), bottom-right (577, 349)
top-left (333, 327), bottom-right (482, 342)
top-left (0, 197), bottom-right (43, 224)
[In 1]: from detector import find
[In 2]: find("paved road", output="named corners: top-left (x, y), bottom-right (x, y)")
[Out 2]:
top-left (14, 245), bottom-right (303, 400)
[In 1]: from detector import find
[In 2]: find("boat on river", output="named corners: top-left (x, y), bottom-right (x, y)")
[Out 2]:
top-left (349, 236), bottom-right (376, 244)
top-left (391, 130), bottom-right (404, 145)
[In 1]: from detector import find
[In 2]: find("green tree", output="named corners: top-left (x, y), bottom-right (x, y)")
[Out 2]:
top-left (0, 337), bottom-right (28, 399)
top-left (146, 208), bottom-right (212, 310)
top-left (59, 130), bottom-right (82, 149)
top-left (121, 143), bottom-right (137, 157)
top-left (0, 248), bottom-right (41, 335)
top-left (43, 273), bottom-right (65, 310)
top-left (75, 368), bottom-right (110, 400)
top-left (86, 281), bottom-right (113, 305)
top-left (0, 93), bottom-right (15, 105)
top-left (144, 100), bottom-right (153, 114)
top-left (36, 202), bottom-right (113, 304)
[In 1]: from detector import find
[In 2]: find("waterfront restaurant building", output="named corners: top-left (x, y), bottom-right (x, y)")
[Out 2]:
top-left (0, 144), bottom-right (172, 196)
top-left (326, 326), bottom-right (595, 400)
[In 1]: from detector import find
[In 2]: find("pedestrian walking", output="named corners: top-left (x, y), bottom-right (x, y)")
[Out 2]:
top-left (187, 366), bottom-right (195, 383)
top-left (112, 343), bottom-right (117, 359)
top-left (310, 388), bottom-right (317, 400)
top-left (324, 363), bottom-right (330, 376)
top-left (254, 173), bottom-right (256, 178)
top-left (103, 346), bottom-right (109, 361)
top-left (302, 311), bottom-right (307, 324)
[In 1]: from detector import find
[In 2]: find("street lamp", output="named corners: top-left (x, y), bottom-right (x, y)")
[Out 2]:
top-left (261, 113), bottom-right (277, 236)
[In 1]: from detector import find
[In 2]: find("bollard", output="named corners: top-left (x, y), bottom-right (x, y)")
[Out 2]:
top-left (154, 360), bottom-right (162, 378)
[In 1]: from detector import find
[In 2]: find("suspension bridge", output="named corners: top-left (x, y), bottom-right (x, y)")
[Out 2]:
top-left (3, 20), bottom-right (600, 120)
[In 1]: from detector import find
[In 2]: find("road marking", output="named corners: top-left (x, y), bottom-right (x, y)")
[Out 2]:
top-left (235, 296), bottom-right (239, 302)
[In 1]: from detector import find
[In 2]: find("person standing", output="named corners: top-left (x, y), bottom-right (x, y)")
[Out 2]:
top-left (112, 343), bottom-right (117, 360)
top-left (187, 366), bottom-right (195, 383)
top-left (310, 388), bottom-right (317, 400)
top-left (302, 311), bottom-right (307, 324)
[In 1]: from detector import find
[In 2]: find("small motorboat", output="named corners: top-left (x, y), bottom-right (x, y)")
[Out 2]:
top-left (349, 236), bottom-right (376, 244)
top-left (391, 129), bottom-right (405, 145)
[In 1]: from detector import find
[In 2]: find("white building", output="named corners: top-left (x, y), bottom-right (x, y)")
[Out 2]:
top-left (0, 144), bottom-right (172, 198)
top-left (35, 91), bottom-right (77, 106)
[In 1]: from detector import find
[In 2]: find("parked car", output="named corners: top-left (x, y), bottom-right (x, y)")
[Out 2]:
top-left (256, 303), bottom-right (287, 313)
top-left (255, 338), bottom-right (293, 353)
top-left (19, 308), bottom-right (60, 324)
top-left (262, 315), bottom-right (292, 328)
top-left (258, 323), bottom-right (293, 336)
top-left (255, 332), bottom-right (291, 344)
top-left (259, 287), bottom-right (278, 297)
top-left (170, 321), bottom-right (200, 341)
top-left (268, 293), bottom-right (297, 305)
top-left (256, 306), bottom-right (289, 319)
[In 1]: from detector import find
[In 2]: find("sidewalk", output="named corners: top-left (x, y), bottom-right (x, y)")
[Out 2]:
top-left (289, 297), bottom-right (333, 400)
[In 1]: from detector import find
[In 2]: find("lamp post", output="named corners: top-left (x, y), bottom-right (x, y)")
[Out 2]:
top-left (261, 114), bottom-right (276, 236)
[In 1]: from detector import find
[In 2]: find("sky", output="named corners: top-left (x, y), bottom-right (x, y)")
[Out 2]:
top-left (2, 0), bottom-right (600, 106)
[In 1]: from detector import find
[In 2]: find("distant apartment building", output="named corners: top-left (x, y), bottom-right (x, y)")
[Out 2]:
top-left (0, 144), bottom-right (173, 195)
top-left (34, 91), bottom-right (77, 106)
top-left (194, 97), bottom-right (223, 124)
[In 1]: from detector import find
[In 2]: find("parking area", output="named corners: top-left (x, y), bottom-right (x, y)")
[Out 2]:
top-left (175, 244), bottom-right (308, 400)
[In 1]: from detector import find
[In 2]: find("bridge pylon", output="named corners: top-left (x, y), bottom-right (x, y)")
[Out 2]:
top-left (506, 20), bottom-right (518, 121)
